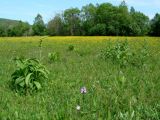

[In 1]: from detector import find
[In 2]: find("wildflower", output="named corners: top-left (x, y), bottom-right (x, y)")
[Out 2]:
top-left (81, 87), bottom-right (87, 94)
top-left (76, 105), bottom-right (81, 111)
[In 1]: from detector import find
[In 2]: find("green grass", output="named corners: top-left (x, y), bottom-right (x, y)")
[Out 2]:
top-left (0, 37), bottom-right (160, 120)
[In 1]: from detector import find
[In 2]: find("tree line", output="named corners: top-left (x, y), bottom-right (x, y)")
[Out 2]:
top-left (0, 1), bottom-right (160, 36)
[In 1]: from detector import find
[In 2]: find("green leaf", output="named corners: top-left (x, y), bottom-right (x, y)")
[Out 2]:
top-left (15, 59), bottom-right (25, 69)
top-left (19, 81), bottom-right (25, 87)
top-left (25, 73), bottom-right (32, 86)
top-left (37, 69), bottom-right (48, 79)
top-left (34, 81), bottom-right (42, 90)
top-left (15, 77), bottom-right (24, 85)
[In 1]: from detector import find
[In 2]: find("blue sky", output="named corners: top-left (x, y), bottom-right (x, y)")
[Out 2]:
top-left (0, 0), bottom-right (160, 24)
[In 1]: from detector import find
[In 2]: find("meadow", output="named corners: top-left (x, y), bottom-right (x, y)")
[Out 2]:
top-left (0, 36), bottom-right (160, 120)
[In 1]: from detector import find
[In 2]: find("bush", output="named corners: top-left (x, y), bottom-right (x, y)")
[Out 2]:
top-left (101, 41), bottom-right (150, 68)
top-left (11, 57), bottom-right (49, 95)
top-left (101, 41), bottom-right (132, 67)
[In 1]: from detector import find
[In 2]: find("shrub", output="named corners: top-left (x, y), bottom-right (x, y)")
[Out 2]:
top-left (102, 41), bottom-right (132, 67)
top-left (101, 41), bottom-right (150, 68)
top-left (11, 57), bottom-right (49, 95)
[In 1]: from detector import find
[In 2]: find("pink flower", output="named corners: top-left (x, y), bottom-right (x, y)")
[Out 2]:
top-left (81, 87), bottom-right (87, 94)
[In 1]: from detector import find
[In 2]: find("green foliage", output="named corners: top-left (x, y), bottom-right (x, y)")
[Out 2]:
top-left (64, 8), bottom-right (81, 35)
top-left (101, 41), bottom-right (132, 67)
top-left (89, 24), bottom-right (106, 36)
top-left (48, 52), bottom-right (60, 62)
top-left (150, 13), bottom-right (160, 36)
top-left (101, 41), bottom-right (150, 68)
top-left (11, 57), bottom-right (49, 95)
top-left (32, 14), bottom-right (46, 36)
top-left (130, 10), bottom-right (150, 36)
top-left (9, 21), bottom-right (30, 36)
top-left (0, 26), bottom-right (7, 37)
top-left (0, 19), bottom-right (31, 37)
top-left (47, 14), bottom-right (64, 36)
top-left (81, 4), bottom-right (97, 35)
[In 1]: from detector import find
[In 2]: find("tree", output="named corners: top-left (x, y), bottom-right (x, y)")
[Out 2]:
top-left (150, 13), bottom-right (160, 36)
top-left (117, 1), bottom-right (133, 36)
top-left (95, 2), bottom-right (132, 36)
top-left (32, 14), bottom-right (46, 36)
top-left (95, 3), bottom-right (117, 35)
top-left (64, 8), bottom-right (81, 35)
top-left (89, 24), bottom-right (106, 36)
top-left (47, 14), bottom-right (64, 36)
top-left (130, 11), bottom-right (150, 35)
top-left (130, 6), bottom-right (135, 14)
top-left (0, 26), bottom-right (7, 37)
top-left (81, 4), bottom-right (97, 35)
top-left (12, 21), bottom-right (30, 36)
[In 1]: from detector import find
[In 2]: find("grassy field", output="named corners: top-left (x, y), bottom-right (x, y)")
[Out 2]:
top-left (0, 36), bottom-right (160, 120)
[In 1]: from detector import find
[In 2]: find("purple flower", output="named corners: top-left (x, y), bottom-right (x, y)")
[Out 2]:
top-left (80, 87), bottom-right (87, 94)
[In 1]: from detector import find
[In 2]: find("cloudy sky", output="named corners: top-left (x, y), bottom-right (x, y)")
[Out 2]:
top-left (0, 0), bottom-right (159, 24)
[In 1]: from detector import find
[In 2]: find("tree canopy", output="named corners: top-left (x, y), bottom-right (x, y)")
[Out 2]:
top-left (32, 14), bottom-right (46, 36)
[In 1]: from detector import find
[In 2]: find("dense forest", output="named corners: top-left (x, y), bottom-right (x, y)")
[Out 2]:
top-left (0, 1), bottom-right (160, 36)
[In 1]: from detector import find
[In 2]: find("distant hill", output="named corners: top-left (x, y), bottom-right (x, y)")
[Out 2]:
top-left (0, 18), bottom-right (24, 28)
top-left (0, 18), bottom-right (31, 36)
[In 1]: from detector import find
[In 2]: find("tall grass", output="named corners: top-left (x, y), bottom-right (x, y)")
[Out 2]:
top-left (0, 37), bottom-right (160, 119)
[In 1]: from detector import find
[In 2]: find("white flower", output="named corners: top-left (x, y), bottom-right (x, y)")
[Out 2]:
top-left (76, 105), bottom-right (81, 111)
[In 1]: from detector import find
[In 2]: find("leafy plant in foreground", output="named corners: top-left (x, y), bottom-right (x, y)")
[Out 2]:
top-left (11, 57), bottom-right (49, 95)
